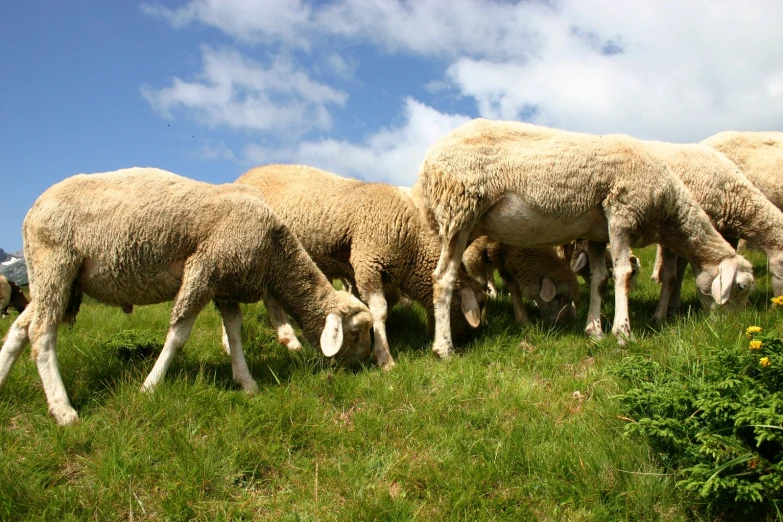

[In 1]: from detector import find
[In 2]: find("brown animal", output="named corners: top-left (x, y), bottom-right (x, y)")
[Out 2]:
top-left (463, 237), bottom-right (579, 324)
top-left (0, 275), bottom-right (28, 317)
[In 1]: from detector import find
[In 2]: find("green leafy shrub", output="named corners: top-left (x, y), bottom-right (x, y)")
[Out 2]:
top-left (613, 320), bottom-right (783, 519)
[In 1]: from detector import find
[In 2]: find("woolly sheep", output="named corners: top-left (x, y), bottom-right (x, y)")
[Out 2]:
top-left (412, 119), bottom-right (753, 357)
top-left (0, 168), bottom-right (373, 425)
top-left (0, 275), bottom-right (28, 318)
top-left (701, 131), bottom-right (783, 211)
top-left (235, 164), bottom-right (485, 369)
top-left (463, 237), bottom-right (579, 324)
top-left (561, 239), bottom-right (641, 289)
top-left (644, 141), bottom-right (783, 321)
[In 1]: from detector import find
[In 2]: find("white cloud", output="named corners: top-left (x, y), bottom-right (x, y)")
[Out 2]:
top-left (144, 0), bottom-right (783, 143)
top-left (141, 0), bottom-right (312, 47)
top-left (243, 98), bottom-right (470, 186)
top-left (325, 53), bottom-right (356, 79)
top-left (140, 46), bottom-right (347, 135)
top-left (444, 0), bottom-right (783, 141)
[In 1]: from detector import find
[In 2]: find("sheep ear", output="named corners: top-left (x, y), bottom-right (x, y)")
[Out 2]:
top-left (460, 286), bottom-right (481, 328)
top-left (540, 277), bottom-right (557, 303)
top-left (319, 313), bottom-right (343, 357)
top-left (711, 258), bottom-right (737, 305)
top-left (572, 252), bottom-right (588, 273)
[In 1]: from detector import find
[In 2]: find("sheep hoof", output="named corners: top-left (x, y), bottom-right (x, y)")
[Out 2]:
top-left (241, 380), bottom-right (259, 395)
top-left (613, 330), bottom-right (634, 346)
top-left (279, 337), bottom-right (302, 351)
top-left (379, 358), bottom-right (397, 371)
top-left (585, 325), bottom-right (604, 339)
top-left (51, 406), bottom-right (79, 426)
top-left (432, 341), bottom-right (452, 359)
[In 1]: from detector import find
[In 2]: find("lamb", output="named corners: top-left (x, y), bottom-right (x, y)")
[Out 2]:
top-left (0, 168), bottom-right (373, 425)
top-left (644, 141), bottom-right (783, 321)
top-left (235, 164), bottom-right (485, 369)
top-left (560, 239), bottom-right (641, 289)
top-left (462, 237), bottom-right (579, 324)
top-left (701, 131), bottom-right (783, 211)
top-left (411, 119), bottom-right (754, 357)
top-left (0, 275), bottom-right (28, 317)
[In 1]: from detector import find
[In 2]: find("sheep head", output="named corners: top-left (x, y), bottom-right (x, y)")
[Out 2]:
top-left (695, 255), bottom-right (754, 310)
top-left (322, 291), bottom-right (373, 366)
top-left (523, 275), bottom-right (579, 325)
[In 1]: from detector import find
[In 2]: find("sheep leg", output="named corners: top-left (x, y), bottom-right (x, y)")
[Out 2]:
top-left (584, 241), bottom-right (608, 339)
top-left (216, 301), bottom-right (258, 394)
top-left (262, 296), bottom-right (302, 350)
top-left (140, 314), bottom-right (198, 393)
top-left (609, 234), bottom-right (635, 345)
top-left (501, 273), bottom-right (529, 323)
top-left (652, 246), bottom-right (679, 325)
top-left (0, 303), bottom-right (34, 390)
top-left (370, 293), bottom-right (395, 369)
top-left (651, 244), bottom-right (664, 283)
top-left (487, 268), bottom-right (500, 298)
top-left (29, 315), bottom-right (78, 425)
top-left (141, 264), bottom-right (210, 392)
top-left (668, 256), bottom-right (689, 311)
top-left (354, 270), bottom-right (395, 369)
top-left (425, 308), bottom-right (436, 337)
top-left (432, 229), bottom-right (471, 358)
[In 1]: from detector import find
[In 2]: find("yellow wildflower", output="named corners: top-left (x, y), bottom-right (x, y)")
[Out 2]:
top-left (760, 357), bottom-right (771, 367)
top-left (746, 326), bottom-right (762, 337)
top-left (749, 340), bottom-right (763, 350)
top-left (771, 296), bottom-right (783, 306)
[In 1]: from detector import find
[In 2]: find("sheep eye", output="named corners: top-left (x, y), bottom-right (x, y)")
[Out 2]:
top-left (350, 330), bottom-right (360, 338)
top-left (737, 283), bottom-right (747, 291)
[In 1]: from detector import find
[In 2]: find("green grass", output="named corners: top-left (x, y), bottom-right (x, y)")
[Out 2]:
top-left (0, 246), bottom-right (777, 520)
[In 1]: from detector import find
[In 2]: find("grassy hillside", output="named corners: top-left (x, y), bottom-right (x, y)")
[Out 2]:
top-left (0, 246), bottom-right (777, 520)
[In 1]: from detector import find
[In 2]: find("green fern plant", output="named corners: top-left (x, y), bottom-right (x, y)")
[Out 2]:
top-left (613, 313), bottom-right (783, 519)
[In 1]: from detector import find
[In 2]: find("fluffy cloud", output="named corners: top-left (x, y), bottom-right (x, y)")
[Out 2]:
top-left (141, 0), bottom-right (313, 47)
top-left (142, 0), bottom-right (783, 179)
top-left (243, 98), bottom-right (470, 185)
top-left (445, 0), bottom-right (783, 141)
top-left (141, 46), bottom-right (347, 135)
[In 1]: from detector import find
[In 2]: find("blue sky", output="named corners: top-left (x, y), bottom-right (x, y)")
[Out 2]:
top-left (3, 0), bottom-right (783, 252)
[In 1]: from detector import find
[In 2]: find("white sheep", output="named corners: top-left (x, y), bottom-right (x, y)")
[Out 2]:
top-left (0, 275), bottom-right (28, 318)
top-left (644, 141), bottom-right (782, 321)
top-left (560, 239), bottom-right (642, 290)
top-left (411, 119), bottom-right (753, 357)
top-left (701, 131), bottom-right (783, 211)
top-left (0, 168), bottom-right (373, 425)
top-left (462, 236), bottom-right (579, 324)
top-left (235, 164), bottom-right (485, 369)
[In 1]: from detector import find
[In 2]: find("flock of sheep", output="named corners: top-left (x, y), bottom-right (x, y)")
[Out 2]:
top-left (0, 120), bottom-right (781, 425)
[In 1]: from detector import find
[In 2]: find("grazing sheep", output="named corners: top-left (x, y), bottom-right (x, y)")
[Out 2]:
top-left (645, 141), bottom-right (782, 321)
top-left (463, 237), bottom-right (579, 324)
top-left (412, 119), bottom-right (753, 357)
top-left (701, 131), bottom-right (783, 211)
top-left (560, 239), bottom-right (641, 289)
top-left (0, 168), bottom-right (373, 425)
top-left (0, 275), bottom-right (28, 317)
top-left (235, 164), bottom-right (485, 369)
